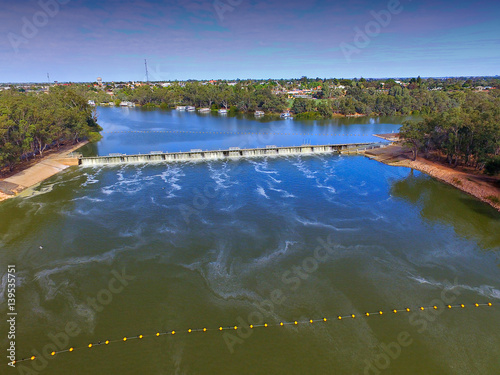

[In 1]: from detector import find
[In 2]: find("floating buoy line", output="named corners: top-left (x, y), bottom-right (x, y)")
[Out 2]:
top-left (100, 130), bottom-right (369, 137)
top-left (11, 302), bottom-right (494, 365)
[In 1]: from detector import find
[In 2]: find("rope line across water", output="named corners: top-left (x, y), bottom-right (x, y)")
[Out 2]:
top-left (11, 302), bottom-right (494, 365)
top-left (100, 130), bottom-right (371, 137)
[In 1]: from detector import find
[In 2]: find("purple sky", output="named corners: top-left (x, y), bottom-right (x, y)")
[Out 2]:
top-left (1, 0), bottom-right (499, 82)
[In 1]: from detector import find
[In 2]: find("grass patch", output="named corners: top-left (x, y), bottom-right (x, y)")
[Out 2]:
top-left (486, 195), bottom-right (500, 205)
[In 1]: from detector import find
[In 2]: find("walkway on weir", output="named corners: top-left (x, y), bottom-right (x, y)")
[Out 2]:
top-left (79, 142), bottom-right (386, 166)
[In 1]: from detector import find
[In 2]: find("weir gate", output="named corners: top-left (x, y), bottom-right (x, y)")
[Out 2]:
top-left (79, 143), bottom-right (385, 166)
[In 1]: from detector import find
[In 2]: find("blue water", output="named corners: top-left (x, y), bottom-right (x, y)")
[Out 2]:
top-left (88, 107), bottom-right (403, 155)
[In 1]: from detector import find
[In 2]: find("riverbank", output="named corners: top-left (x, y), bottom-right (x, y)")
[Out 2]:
top-left (364, 145), bottom-right (500, 212)
top-left (0, 142), bottom-right (87, 203)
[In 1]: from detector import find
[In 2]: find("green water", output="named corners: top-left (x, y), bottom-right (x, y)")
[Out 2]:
top-left (1, 108), bottom-right (499, 374)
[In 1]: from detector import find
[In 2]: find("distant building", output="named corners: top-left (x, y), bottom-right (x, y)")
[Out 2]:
top-left (97, 77), bottom-right (103, 86)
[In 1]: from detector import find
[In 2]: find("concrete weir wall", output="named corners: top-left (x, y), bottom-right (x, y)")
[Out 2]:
top-left (79, 143), bottom-right (382, 166)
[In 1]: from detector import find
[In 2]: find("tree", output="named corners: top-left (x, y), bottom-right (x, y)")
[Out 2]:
top-left (400, 120), bottom-right (427, 160)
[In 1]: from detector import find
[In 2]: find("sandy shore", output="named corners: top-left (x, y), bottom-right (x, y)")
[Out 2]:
top-left (0, 142), bottom-right (87, 203)
top-left (364, 145), bottom-right (500, 212)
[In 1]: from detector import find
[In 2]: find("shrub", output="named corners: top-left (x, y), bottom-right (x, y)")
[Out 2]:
top-left (484, 156), bottom-right (500, 176)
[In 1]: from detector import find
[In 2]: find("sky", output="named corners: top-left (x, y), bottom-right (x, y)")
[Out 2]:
top-left (0, 0), bottom-right (499, 82)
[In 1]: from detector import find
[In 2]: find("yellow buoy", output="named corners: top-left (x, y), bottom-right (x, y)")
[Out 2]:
top-left (488, 302), bottom-right (492, 306)
top-left (264, 323), bottom-right (268, 327)
top-left (294, 321), bottom-right (298, 325)
top-left (309, 320), bottom-right (313, 324)
top-left (420, 307), bottom-right (425, 311)
top-left (88, 344), bottom-right (92, 348)
top-left (338, 316), bottom-right (342, 320)
top-left (105, 341), bottom-right (109, 345)
top-left (365, 313), bottom-right (370, 317)
top-left (351, 314), bottom-right (356, 319)
top-left (379, 311), bottom-right (383, 315)
top-left (448, 305), bottom-right (452, 309)
top-left (280, 322), bottom-right (284, 326)
top-left (234, 326), bottom-right (238, 330)
top-left (250, 325), bottom-right (254, 329)
top-left (31, 356), bottom-right (36, 361)
top-left (157, 332), bottom-right (161, 336)
top-left (51, 352), bottom-right (55, 356)
top-left (171, 331), bottom-right (176, 335)
top-left (69, 348), bottom-right (74, 352)
top-left (433, 306), bottom-right (438, 310)
top-left (123, 337), bottom-right (127, 342)
top-left (475, 303), bottom-right (479, 307)
top-left (393, 309), bottom-right (397, 314)
top-left (203, 328), bottom-right (207, 332)
top-left (323, 318), bottom-right (327, 322)
top-left (461, 304), bottom-right (465, 308)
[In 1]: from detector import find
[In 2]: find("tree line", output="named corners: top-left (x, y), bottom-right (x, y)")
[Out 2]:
top-left (0, 87), bottom-right (101, 172)
top-left (399, 91), bottom-right (500, 175)
top-left (82, 76), bottom-right (500, 118)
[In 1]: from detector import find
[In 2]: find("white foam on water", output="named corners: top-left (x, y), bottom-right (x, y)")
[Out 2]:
top-left (158, 165), bottom-right (185, 198)
top-left (34, 249), bottom-right (121, 286)
top-left (253, 240), bottom-right (297, 266)
top-left (295, 216), bottom-right (359, 232)
top-left (256, 185), bottom-right (270, 199)
top-left (268, 186), bottom-right (296, 198)
top-left (250, 159), bottom-right (281, 183)
top-left (71, 196), bottom-right (105, 203)
top-left (81, 167), bottom-right (104, 187)
top-left (118, 226), bottom-right (144, 238)
top-left (265, 179), bottom-right (295, 198)
top-left (220, 202), bottom-right (245, 213)
top-left (408, 275), bottom-right (500, 300)
top-left (157, 225), bottom-right (179, 234)
top-left (208, 161), bottom-right (238, 190)
top-left (292, 157), bottom-right (317, 179)
top-left (315, 180), bottom-right (337, 194)
top-left (100, 166), bottom-right (156, 195)
top-left (181, 244), bottom-right (262, 302)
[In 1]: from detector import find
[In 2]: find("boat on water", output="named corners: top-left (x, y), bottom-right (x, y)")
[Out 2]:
top-left (186, 106), bottom-right (196, 112)
top-left (280, 112), bottom-right (293, 119)
top-left (198, 108), bottom-right (211, 113)
top-left (218, 108), bottom-right (228, 115)
top-left (176, 106), bottom-right (187, 111)
top-left (255, 110), bottom-right (265, 117)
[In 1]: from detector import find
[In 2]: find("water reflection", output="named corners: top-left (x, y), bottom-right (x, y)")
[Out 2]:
top-left (390, 169), bottom-right (500, 250)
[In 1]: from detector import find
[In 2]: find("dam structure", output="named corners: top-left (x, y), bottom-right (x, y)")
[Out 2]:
top-left (79, 142), bottom-right (385, 166)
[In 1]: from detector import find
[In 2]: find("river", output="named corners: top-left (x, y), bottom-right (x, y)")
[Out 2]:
top-left (1, 107), bottom-right (499, 375)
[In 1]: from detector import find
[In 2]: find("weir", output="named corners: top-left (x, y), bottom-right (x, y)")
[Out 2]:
top-left (79, 143), bottom-right (384, 166)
